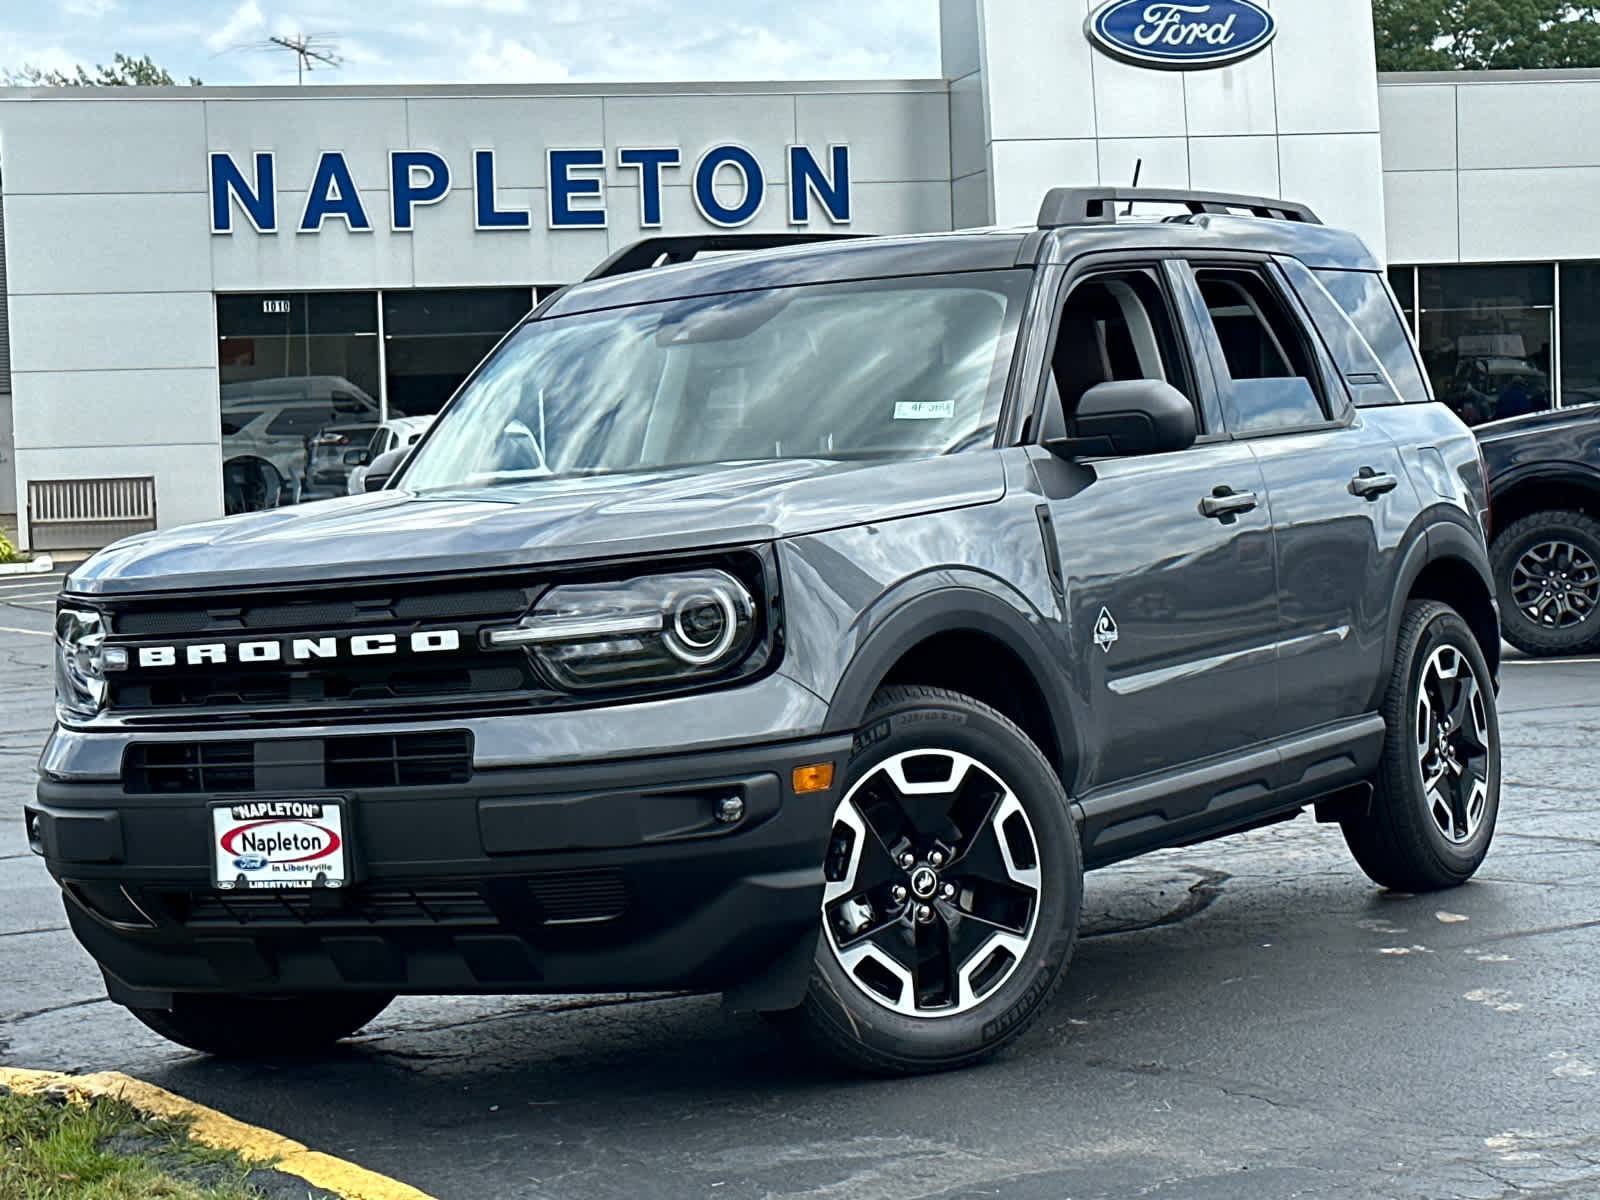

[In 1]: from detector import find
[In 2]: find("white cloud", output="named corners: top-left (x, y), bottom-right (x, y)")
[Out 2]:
top-left (206, 0), bottom-right (265, 53)
top-left (429, 0), bottom-right (530, 13)
top-left (463, 30), bottom-right (570, 82)
top-left (61, 0), bottom-right (117, 17)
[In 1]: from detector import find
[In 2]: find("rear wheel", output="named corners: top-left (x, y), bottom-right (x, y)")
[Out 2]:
top-left (1343, 601), bottom-right (1500, 892)
top-left (790, 685), bottom-right (1081, 1075)
top-left (128, 992), bottom-right (394, 1057)
top-left (1492, 510), bottom-right (1600, 656)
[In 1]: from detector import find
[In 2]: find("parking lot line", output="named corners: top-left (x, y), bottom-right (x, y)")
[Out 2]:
top-left (1501, 656), bottom-right (1600, 666)
top-left (0, 625), bottom-right (51, 637)
top-left (0, 1066), bottom-right (438, 1200)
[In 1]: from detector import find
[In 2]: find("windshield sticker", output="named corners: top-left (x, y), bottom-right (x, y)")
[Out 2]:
top-left (894, 401), bottom-right (955, 421)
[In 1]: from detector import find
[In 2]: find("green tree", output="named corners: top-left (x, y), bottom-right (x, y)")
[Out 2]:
top-left (1375, 1), bottom-right (1600, 70)
top-left (3, 53), bottom-right (200, 86)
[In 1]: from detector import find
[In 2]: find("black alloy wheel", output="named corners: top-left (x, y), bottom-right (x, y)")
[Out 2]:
top-left (1344, 600), bottom-right (1501, 892)
top-left (788, 685), bottom-right (1081, 1075)
top-left (1492, 510), bottom-right (1600, 656)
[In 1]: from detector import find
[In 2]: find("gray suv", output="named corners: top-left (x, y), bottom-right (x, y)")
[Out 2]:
top-left (30, 189), bottom-right (1501, 1075)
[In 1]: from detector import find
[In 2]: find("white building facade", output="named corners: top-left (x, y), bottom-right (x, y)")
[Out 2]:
top-left (0, 0), bottom-right (1592, 546)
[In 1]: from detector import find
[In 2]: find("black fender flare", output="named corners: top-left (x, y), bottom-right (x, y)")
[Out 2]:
top-left (820, 577), bottom-right (1079, 778)
top-left (1375, 514), bottom-right (1499, 702)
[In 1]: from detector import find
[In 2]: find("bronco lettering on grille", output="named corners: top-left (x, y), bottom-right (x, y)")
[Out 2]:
top-left (129, 629), bottom-right (462, 669)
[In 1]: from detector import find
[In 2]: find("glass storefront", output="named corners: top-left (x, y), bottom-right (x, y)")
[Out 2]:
top-left (1416, 265), bottom-right (1553, 427)
top-left (1559, 265), bottom-right (1600, 409)
top-left (216, 287), bottom-right (538, 511)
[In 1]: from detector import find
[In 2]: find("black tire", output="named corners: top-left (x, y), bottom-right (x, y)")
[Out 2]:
top-left (1491, 510), bottom-right (1600, 656)
top-left (1343, 601), bottom-right (1500, 892)
top-left (789, 685), bottom-right (1081, 1075)
top-left (127, 992), bottom-right (394, 1057)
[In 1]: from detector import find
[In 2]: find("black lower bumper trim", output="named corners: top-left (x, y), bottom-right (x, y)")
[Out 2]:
top-left (36, 734), bottom-right (851, 999)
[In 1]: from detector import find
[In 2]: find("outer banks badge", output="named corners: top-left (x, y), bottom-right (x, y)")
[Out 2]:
top-left (1093, 607), bottom-right (1120, 654)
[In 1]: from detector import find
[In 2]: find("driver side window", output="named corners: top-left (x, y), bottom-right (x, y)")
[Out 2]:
top-left (1045, 269), bottom-right (1198, 435)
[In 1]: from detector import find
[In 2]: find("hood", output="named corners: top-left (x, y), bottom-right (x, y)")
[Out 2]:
top-left (67, 455), bottom-right (1006, 595)
top-left (1474, 400), bottom-right (1600, 445)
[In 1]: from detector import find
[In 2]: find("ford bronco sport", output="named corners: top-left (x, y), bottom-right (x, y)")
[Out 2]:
top-left (30, 188), bottom-right (1502, 1074)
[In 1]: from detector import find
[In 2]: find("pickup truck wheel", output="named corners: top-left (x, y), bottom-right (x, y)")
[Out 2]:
top-left (794, 685), bottom-right (1081, 1075)
top-left (127, 992), bottom-right (394, 1057)
top-left (1343, 601), bottom-right (1500, 892)
top-left (1492, 510), bottom-right (1600, 656)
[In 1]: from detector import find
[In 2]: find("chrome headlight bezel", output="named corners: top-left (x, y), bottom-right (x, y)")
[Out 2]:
top-left (483, 556), bottom-right (779, 696)
top-left (55, 606), bottom-right (123, 723)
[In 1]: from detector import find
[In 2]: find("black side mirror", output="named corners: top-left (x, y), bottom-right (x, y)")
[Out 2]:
top-left (361, 447), bottom-right (408, 492)
top-left (1047, 379), bottom-right (1197, 459)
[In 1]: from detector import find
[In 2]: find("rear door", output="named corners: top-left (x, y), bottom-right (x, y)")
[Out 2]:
top-left (1033, 261), bottom-right (1279, 795)
top-left (1176, 258), bottom-right (1413, 734)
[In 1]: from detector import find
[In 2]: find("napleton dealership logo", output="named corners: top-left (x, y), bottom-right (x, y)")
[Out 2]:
top-left (1085, 0), bottom-right (1277, 70)
top-left (209, 144), bottom-right (853, 236)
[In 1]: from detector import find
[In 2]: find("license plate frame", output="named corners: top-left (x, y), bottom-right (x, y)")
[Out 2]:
top-left (209, 798), bottom-right (350, 891)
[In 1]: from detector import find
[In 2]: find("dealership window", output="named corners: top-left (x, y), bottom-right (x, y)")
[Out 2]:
top-left (1560, 264), bottom-right (1600, 409)
top-left (1415, 264), bottom-right (1554, 427)
top-left (384, 289), bottom-right (534, 418)
top-left (216, 292), bottom-right (380, 512)
top-left (216, 288), bottom-right (539, 512)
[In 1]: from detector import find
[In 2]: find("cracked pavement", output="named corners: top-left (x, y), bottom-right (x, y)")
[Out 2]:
top-left (1, 594), bottom-right (1597, 1199)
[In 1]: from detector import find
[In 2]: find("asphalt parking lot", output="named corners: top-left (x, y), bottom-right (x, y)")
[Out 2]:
top-left (2, 574), bottom-right (1598, 1200)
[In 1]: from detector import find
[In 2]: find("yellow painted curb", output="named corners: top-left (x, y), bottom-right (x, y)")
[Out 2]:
top-left (0, 1066), bottom-right (437, 1200)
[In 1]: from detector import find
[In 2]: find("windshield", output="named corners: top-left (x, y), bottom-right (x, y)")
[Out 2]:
top-left (399, 270), bottom-right (1028, 491)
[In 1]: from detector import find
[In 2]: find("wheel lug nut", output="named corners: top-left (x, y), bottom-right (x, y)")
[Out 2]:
top-left (916, 904), bottom-right (934, 923)
top-left (942, 882), bottom-right (956, 899)
top-left (929, 851), bottom-right (945, 867)
top-left (891, 885), bottom-right (908, 903)
top-left (898, 852), bottom-right (915, 869)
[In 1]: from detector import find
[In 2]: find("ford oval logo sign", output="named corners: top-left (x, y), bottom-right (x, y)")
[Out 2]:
top-left (1086, 0), bottom-right (1277, 70)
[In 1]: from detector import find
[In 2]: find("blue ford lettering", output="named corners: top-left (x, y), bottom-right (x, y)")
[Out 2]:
top-left (232, 854), bottom-right (269, 871)
top-left (1085, 0), bottom-right (1276, 69)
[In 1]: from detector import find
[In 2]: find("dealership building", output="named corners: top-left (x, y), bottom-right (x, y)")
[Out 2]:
top-left (1, 0), bottom-right (1598, 547)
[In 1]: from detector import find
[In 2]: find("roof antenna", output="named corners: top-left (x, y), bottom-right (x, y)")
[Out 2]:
top-left (1123, 159), bottom-right (1143, 216)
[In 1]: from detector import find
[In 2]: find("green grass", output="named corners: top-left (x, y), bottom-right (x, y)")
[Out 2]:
top-left (0, 1088), bottom-right (272, 1200)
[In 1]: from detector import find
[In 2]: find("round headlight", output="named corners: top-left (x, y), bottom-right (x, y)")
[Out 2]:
top-left (666, 586), bottom-right (739, 665)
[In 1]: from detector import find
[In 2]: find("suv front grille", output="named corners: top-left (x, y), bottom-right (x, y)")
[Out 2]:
top-left (101, 573), bottom-right (547, 715)
top-left (124, 731), bottom-right (473, 794)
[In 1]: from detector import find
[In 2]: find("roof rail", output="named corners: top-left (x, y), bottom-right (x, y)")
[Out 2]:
top-left (583, 232), bottom-right (865, 281)
top-left (1036, 187), bottom-right (1321, 228)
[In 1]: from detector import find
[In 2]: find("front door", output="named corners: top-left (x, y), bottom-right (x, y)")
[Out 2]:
top-left (1033, 265), bottom-right (1280, 795)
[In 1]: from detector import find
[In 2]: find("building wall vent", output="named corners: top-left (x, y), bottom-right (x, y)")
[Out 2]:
top-left (27, 477), bottom-right (157, 550)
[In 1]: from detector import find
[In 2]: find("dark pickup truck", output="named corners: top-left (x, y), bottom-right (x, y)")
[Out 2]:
top-left (1476, 405), bottom-right (1600, 655)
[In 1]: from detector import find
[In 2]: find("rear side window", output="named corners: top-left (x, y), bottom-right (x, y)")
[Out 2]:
top-left (1312, 268), bottom-right (1432, 403)
top-left (1193, 267), bottom-right (1329, 434)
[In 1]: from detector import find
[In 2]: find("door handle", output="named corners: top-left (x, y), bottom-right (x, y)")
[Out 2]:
top-left (1349, 467), bottom-right (1399, 499)
top-left (1200, 485), bottom-right (1259, 520)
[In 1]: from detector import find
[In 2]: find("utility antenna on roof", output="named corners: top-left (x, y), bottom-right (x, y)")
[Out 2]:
top-left (1123, 159), bottom-right (1143, 216)
top-left (265, 33), bottom-right (342, 85)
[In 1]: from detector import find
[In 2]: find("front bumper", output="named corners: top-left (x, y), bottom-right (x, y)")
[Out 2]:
top-left (29, 733), bottom-right (851, 1005)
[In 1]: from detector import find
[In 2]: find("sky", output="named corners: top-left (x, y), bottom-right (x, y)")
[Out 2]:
top-left (1, 0), bottom-right (942, 87)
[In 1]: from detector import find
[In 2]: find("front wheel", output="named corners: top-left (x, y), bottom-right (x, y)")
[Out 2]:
top-left (128, 992), bottom-right (394, 1057)
top-left (1491, 510), bottom-right (1600, 656)
top-left (789, 685), bottom-right (1081, 1075)
top-left (1343, 601), bottom-right (1501, 892)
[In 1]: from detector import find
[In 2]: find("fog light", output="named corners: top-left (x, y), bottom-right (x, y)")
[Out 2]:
top-left (26, 812), bottom-right (44, 853)
top-left (714, 795), bottom-right (745, 824)
top-left (792, 762), bottom-right (835, 794)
